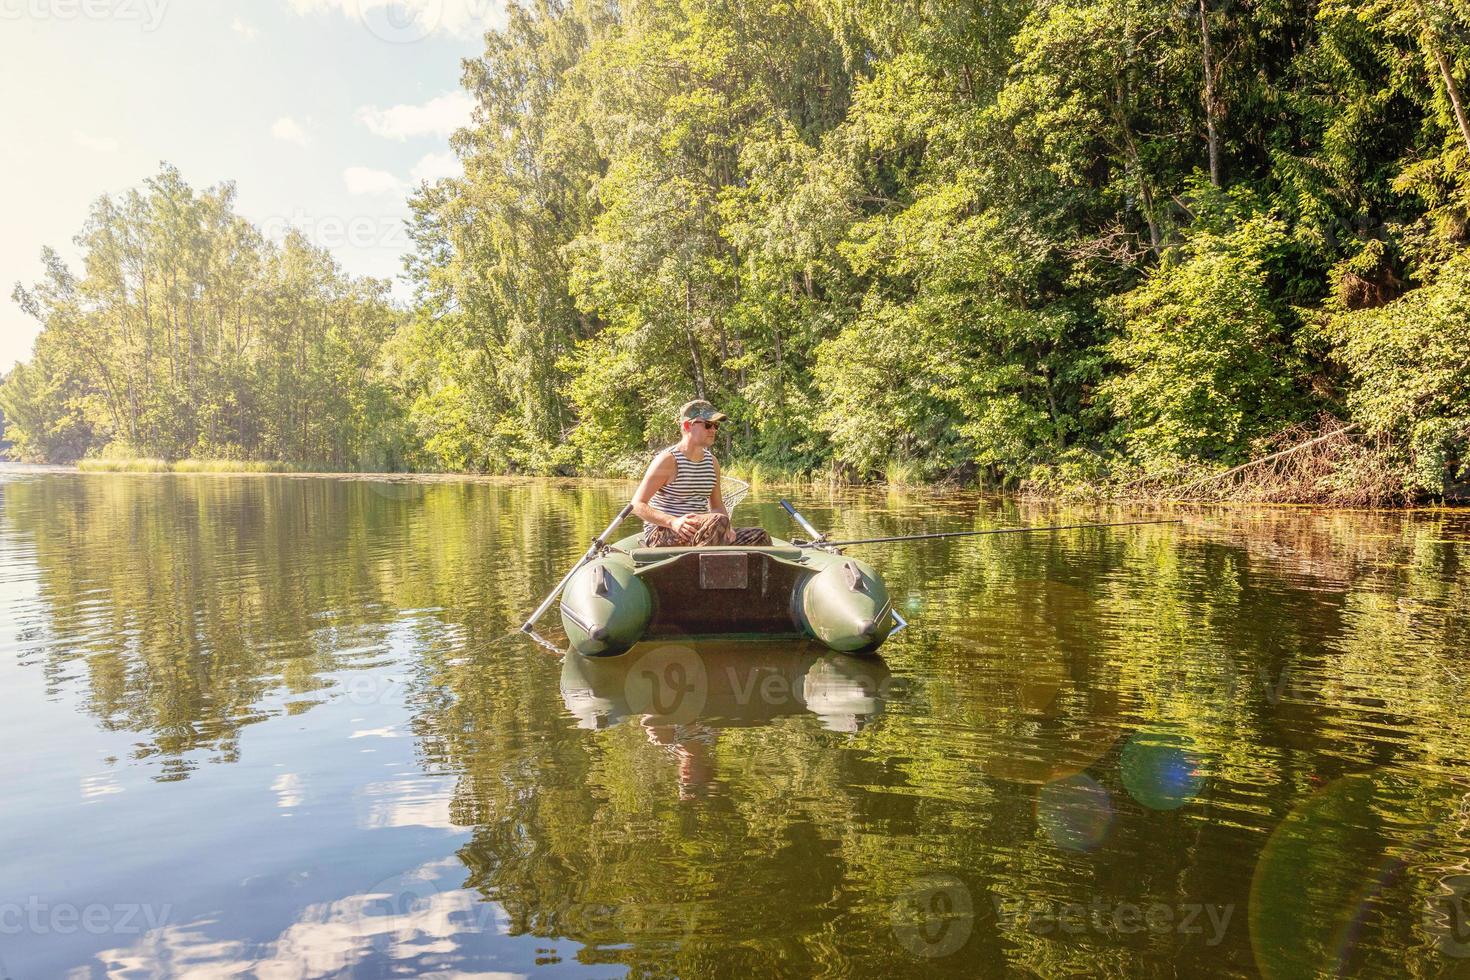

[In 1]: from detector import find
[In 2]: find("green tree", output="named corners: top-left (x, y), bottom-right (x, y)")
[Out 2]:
top-left (1101, 203), bottom-right (1310, 469)
top-left (1320, 249), bottom-right (1470, 494)
top-left (4, 167), bottom-right (407, 466)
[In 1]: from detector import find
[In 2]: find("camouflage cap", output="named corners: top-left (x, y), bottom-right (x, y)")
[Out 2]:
top-left (677, 399), bottom-right (728, 423)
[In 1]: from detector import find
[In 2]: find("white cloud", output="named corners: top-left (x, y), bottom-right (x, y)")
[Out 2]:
top-left (286, 0), bottom-right (505, 40)
top-left (343, 167), bottom-right (404, 196)
top-left (356, 91), bottom-right (473, 141)
top-left (72, 131), bottom-right (119, 153)
top-left (273, 773), bottom-right (304, 809)
top-left (410, 150), bottom-right (461, 183)
top-left (272, 117), bottom-right (311, 146)
top-left (81, 773), bottom-right (124, 800)
top-left (348, 725), bottom-right (403, 739)
top-left (357, 778), bottom-right (456, 830)
top-left (93, 859), bottom-right (516, 979)
top-left (230, 16), bottom-right (258, 40)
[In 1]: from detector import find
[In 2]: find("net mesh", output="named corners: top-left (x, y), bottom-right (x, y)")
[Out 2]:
top-left (721, 475), bottom-right (750, 515)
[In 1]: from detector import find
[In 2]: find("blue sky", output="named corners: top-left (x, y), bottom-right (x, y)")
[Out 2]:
top-left (0, 0), bottom-right (507, 369)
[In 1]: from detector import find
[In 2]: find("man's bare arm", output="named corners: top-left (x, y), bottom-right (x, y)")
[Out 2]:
top-left (631, 452), bottom-right (682, 530)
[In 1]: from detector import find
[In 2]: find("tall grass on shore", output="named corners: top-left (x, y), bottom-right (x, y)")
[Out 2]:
top-left (881, 459), bottom-right (925, 488)
top-left (722, 458), bottom-right (848, 488)
top-left (721, 457), bottom-right (941, 489)
top-left (77, 458), bottom-right (173, 473)
top-left (78, 459), bottom-right (301, 474)
top-left (171, 459), bottom-right (300, 473)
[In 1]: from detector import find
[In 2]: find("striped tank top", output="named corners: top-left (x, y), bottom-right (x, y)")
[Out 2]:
top-left (645, 445), bottom-right (718, 532)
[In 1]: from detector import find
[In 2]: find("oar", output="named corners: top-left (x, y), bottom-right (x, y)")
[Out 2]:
top-left (779, 499), bottom-right (829, 545)
top-left (802, 517), bottom-right (1182, 548)
top-left (520, 502), bottom-right (634, 634)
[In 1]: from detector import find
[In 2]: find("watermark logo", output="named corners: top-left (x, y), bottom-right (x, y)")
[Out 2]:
top-left (358, 869), bottom-right (444, 933)
top-left (1425, 874), bottom-right (1470, 958)
top-left (0, 0), bottom-right (168, 30)
top-left (259, 210), bottom-right (411, 253)
top-left (341, 672), bottom-right (410, 707)
top-left (0, 898), bottom-right (173, 936)
top-left (891, 875), bottom-right (973, 958)
top-left (347, 0), bottom-right (503, 44)
top-left (353, 0), bottom-right (442, 44)
top-left (624, 645), bottom-right (707, 724)
top-left (991, 895), bottom-right (1234, 946)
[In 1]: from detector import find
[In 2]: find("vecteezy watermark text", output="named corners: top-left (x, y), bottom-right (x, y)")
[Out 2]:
top-left (992, 895), bottom-right (1234, 946)
top-left (892, 875), bottom-right (975, 957)
top-left (259, 210), bottom-right (411, 253)
top-left (0, 898), bottom-right (173, 936)
top-left (0, 0), bottom-right (168, 30)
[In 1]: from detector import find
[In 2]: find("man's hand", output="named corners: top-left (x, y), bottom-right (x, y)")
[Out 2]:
top-left (672, 514), bottom-right (700, 542)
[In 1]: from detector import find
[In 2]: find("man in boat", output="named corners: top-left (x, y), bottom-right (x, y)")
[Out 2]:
top-left (632, 400), bottom-right (772, 547)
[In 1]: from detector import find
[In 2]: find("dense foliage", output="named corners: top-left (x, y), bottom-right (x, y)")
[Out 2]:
top-left (6, 0), bottom-right (1470, 495)
top-left (2, 167), bottom-right (407, 468)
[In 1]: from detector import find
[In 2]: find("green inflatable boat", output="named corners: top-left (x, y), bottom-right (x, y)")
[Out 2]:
top-left (558, 534), bottom-right (899, 657)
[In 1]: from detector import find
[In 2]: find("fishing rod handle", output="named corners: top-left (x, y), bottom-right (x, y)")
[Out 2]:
top-left (520, 502), bottom-right (634, 632)
top-left (779, 498), bottom-right (827, 543)
top-left (598, 502), bottom-right (636, 543)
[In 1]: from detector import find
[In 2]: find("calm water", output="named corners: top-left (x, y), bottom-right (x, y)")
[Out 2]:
top-left (2, 470), bottom-right (1469, 978)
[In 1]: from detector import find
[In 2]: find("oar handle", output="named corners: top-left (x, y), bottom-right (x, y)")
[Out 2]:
top-left (780, 499), bottom-right (828, 544)
top-left (520, 502), bottom-right (634, 633)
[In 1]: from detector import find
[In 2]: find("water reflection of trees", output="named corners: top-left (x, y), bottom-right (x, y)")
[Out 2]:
top-left (5, 475), bottom-right (1469, 974)
top-left (1, 474), bottom-right (615, 774)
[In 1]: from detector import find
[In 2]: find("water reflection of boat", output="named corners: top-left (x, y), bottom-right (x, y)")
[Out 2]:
top-left (560, 641), bottom-right (891, 734)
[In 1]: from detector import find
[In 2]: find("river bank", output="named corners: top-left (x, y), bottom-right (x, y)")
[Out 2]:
top-left (51, 455), bottom-right (1464, 511)
top-left (17, 455), bottom-right (1463, 509)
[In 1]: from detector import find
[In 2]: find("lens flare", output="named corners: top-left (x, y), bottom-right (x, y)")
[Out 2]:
top-left (1120, 733), bottom-right (1205, 810)
top-left (1037, 774), bottom-right (1114, 852)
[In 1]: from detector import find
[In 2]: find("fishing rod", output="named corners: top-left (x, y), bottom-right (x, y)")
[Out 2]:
top-left (797, 517), bottom-right (1182, 549)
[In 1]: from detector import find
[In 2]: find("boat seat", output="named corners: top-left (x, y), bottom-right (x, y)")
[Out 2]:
top-left (630, 544), bottom-right (804, 566)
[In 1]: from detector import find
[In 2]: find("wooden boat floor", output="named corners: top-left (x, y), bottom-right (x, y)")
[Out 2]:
top-left (637, 548), bottom-right (808, 637)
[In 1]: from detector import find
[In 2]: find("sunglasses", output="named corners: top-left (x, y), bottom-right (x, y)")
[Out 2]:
top-left (692, 420), bottom-right (720, 430)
